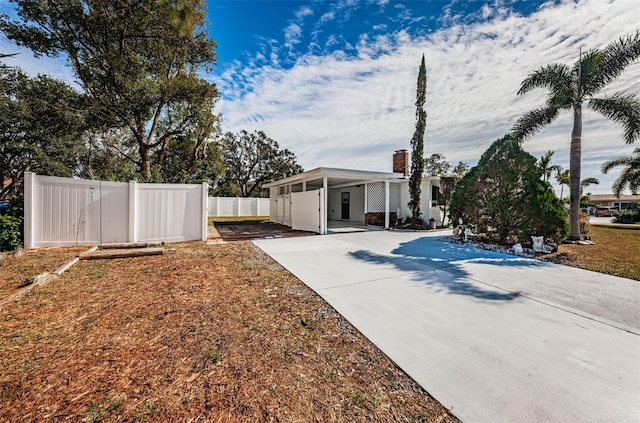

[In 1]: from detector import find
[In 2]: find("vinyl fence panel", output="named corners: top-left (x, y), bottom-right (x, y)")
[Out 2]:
top-left (24, 172), bottom-right (208, 248)
top-left (136, 183), bottom-right (205, 243)
top-left (207, 197), bottom-right (270, 217)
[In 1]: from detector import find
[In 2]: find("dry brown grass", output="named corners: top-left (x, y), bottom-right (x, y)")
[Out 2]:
top-left (0, 242), bottom-right (456, 422)
top-left (0, 247), bottom-right (88, 299)
top-left (208, 216), bottom-right (269, 224)
top-left (544, 225), bottom-right (640, 280)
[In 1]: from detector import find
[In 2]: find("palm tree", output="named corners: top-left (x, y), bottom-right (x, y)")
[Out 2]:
top-left (556, 168), bottom-right (570, 199)
top-left (580, 177), bottom-right (600, 194)
top-left (511, 32), bottom-right (640, 239)
top-left (601, 147), bottom-right (640, 196)
top-left (539, 150), bottom-right (562, 182)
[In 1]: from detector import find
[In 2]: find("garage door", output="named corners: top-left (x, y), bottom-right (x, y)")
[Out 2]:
top-left (291, 188), bottom-right (326, 234)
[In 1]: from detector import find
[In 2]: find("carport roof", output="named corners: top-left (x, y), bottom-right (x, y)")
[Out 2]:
top-left (264, 167), bottom-right (407, 189)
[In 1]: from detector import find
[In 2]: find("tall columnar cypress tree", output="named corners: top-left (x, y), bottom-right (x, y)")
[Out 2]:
top-left (408, 54), bottom-right (427, 225)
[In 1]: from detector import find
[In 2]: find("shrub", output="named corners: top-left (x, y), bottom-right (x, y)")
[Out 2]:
top-left (450, 134), bottom-right (569, 243)
top-left (613, 201), bottom-right (640, 223)
top-left (0, 199), bottom-right (24, 251)
top-left (0, 215), bottom-right (22, 251)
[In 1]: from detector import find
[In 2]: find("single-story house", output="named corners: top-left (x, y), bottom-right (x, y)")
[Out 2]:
top-left (589, 194), bottom-right (640, 211)
top-left (264, 150), bottom-right (442, 234)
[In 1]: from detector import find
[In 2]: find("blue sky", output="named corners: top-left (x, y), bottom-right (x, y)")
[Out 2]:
top-left (1, 0), bottom-right (640, 195)
top-left (208, 0), bottom-right (543, 73)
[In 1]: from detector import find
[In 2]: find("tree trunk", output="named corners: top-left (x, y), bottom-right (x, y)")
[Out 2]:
top-left (140, 143), bottom-right (152, 181)
top-left (569, 102), bottom-right (582, 240)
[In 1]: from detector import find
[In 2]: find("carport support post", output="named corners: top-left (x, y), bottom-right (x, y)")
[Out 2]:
top-left (323, 176), bottom-right (328, 234)
top-left (384, 180), bottom-right (390, 229)
top-left (364, 183), bottom-right (368, 215)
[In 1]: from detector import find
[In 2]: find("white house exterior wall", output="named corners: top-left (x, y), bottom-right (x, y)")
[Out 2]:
top-left (262, 166), bottom-right (442, 232)
top-left (328, 185), bottom-right (365, 222)
top-left (399, 179), bottom-right (443, 223)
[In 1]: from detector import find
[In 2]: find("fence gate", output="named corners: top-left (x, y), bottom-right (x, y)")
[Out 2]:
top-left (291, 188), bottom-right (325, 234)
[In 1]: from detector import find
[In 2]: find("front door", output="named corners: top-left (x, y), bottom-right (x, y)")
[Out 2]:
top-left (341, 192), bottom-right (350, 220)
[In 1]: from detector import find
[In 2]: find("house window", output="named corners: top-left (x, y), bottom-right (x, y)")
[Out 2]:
top-left (431, 185), bottom-right (439, 207)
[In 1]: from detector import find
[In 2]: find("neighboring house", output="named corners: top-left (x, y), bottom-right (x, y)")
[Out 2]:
top-left (589, 194), bottom-right (640, 211)
top-left (264, 150), bottom-right (442, 234)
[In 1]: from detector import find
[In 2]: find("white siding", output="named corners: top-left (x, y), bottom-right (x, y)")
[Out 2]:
top-left (399, 179), bottom-right (442, 223)
top-left (327, 186), bottom-right (365, 222)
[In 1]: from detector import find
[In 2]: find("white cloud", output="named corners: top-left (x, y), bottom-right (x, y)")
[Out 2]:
top-left (216, 0), bottom-right (640, 195)
top-left (296, 6), bottom-right (314, 19)
top-left (481, 4), bottom-right (494, 19)
top-left (284, 23), bottom-right (303, 49)
top-left (320, 11), bottom-right (335, 23)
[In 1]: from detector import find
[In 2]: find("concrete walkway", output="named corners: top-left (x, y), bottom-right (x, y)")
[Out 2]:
top-left (253, 231), bottom-right (640, 423)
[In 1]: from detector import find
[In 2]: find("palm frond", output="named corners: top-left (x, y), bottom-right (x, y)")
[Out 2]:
top-left (577, 50), bottom-right (605, 97)
top-left (517, 63), bottom-right (572, 96)
top-left (589, 92), bottom-right (640, 143)
top-left (510, 105), bottom-right (560, 141)
top-left (611, 167), bottom-right (640, 196)
top-left (585, 31), bottom-right (640, 96)
top-left (601, 147), bottom-right (640, 195)
top-left (580, 177), bottom-right (600, 187)
top-left (601, 154), bottom-right (639, 173)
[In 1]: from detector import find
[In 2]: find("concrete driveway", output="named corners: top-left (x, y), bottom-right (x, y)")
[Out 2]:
top-left (253, 231), bottom-right (640, 423)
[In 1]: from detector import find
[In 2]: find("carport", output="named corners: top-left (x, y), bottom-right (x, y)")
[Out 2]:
top-left (264, 167), bottom-right (406, 234)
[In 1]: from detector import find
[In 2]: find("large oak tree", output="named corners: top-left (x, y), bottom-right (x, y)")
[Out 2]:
top-left (220, 130), bottom-right (302, 197)
top-left (0, 68), bottom-right (86, 200)
top-left (1, 0), bottom-right (219, 181)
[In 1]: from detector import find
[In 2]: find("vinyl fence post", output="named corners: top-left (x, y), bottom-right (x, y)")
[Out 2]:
top-left (202, 182), bottom-right (208, 241)
top-left (129, 180), bottom-right (137, 243)
top-left (23, 172), bottom-right (35, 248)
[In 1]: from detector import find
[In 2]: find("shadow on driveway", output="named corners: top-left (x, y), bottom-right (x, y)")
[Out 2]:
top-left (348, 236), bottom-right (549, 301)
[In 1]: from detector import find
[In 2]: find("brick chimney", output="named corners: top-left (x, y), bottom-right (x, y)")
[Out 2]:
top-left (393, 149), bottom-right (409, 177)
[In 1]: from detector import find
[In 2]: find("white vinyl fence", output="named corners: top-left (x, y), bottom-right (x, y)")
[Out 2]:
top-left (208, 197), bottom-right (269, 217)
top-left (24, 172), bottom-right (208, 248)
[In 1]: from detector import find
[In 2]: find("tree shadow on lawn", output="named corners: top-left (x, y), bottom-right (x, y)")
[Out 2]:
top-left (348, 236), bottom-right (547, 301)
